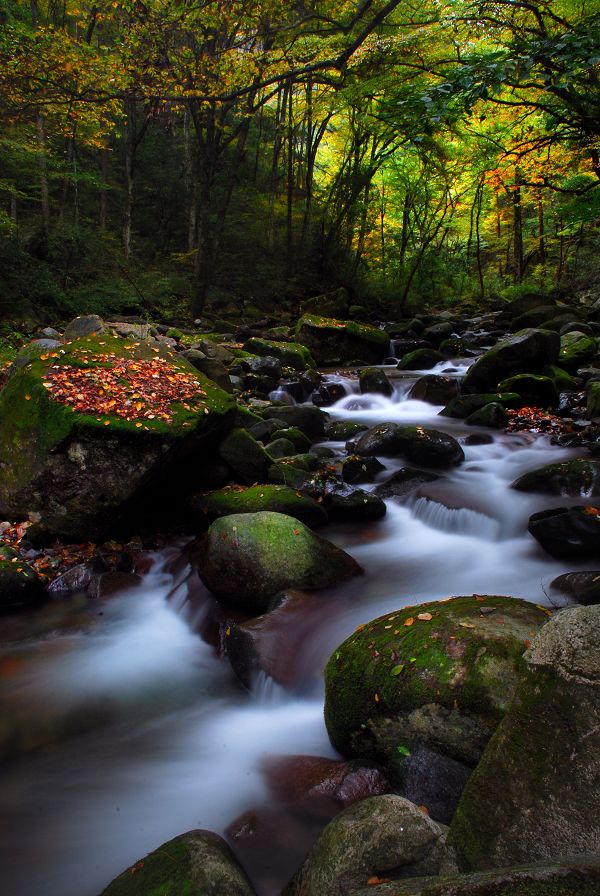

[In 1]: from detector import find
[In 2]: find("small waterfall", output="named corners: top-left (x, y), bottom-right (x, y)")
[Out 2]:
top-left (251, 670), bottom-right (286, 705)
top-left (410, 496), bottom-right (501, 540)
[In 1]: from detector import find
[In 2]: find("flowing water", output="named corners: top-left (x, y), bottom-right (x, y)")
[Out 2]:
top-left (0, 360), bottom-right (589, 896)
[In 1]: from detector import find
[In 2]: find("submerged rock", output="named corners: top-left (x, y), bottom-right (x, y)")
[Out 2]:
top-left (98, 829), bottom-right (256, 895)
top-left (196, 511), bottom-right (362, 614)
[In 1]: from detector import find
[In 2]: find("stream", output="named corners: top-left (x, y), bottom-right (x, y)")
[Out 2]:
top-left (0, 359), bottom-right (587, 896)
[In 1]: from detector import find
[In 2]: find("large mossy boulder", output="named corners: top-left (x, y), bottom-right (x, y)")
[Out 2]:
top-left (196, 511), bottom-right (362, 614)
top-left (559, 331), bottom-right (598, 372)
top-left (217, 427), bottom-right (272, 484)
top-left (283, 795), bottom-right (455, 896)
top-left (262, 405), bottom-right (327, 438)
top-left (242, 337), bottom-right (316, 371)
top-left (359, 367), bottom-right (393, 397)
top-left (353, 423), bottom-right (464, 468)
top-left (99, 829), bottom-right (256, 896)
top-left (448, 605), bottom-right (600, 871)
top-left (463, 329), bottom-right (560, 393)
top-left (512, 459), bottom-right (600, 497)
top-left (496, 373), bottom-right (558, 408)
top-left (0, 334), bottom-right (235, 540)
top-left (324, 597), bottom-right (549, 763)
top-left (295, 314), bottom-right (389, 365)
top-left (188, 484), bottom-right (328, 528)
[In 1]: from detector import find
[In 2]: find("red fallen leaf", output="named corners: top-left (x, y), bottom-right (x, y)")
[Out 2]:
top-left (367, 876), bottom-right (391, 885)
top-left (293, 529), bottom-right (300, 535)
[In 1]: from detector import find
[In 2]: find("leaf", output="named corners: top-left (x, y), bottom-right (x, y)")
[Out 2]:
top-left (459, 622), bottom-right (475, 628)
top-left (396, 744), bottom-right (411, 756)
top-left (417, 612), bottom-right (432, 621)
top-left (404, 617), bottom-right (414, 627)
top-left (391, 664), bottom-right (405, 676)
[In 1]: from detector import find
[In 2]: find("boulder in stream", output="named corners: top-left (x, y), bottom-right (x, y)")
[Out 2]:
top-left (189, 484), bottom-right (328, 528)
top-left (512, 459), bottom-right (600, 497)
top-left (550, 570), bottom-right (600, 606)
top-left (353, 423), bottom-right (464, 468)
top-left (528, 506), bottom-right (600, 559)
top-left (448, 604), bottom-right (600, 871)
top-left (196, 511), bottom-right (362, 614)
top-left (283, 795), bottom-right (456, 896)
top-left (462, 328), bottom-right (560, 392)
top-left (98, 829), bottom-right (256, 895)
top-left (295, 314), bottom-right (389, 365)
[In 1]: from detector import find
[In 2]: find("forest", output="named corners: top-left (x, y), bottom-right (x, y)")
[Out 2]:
top-left (1, 0), bottom-right (600, 327)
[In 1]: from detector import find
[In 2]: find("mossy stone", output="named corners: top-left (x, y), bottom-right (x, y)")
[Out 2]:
top-left (265, 437), bottom-right (298, 458)
top-left (397, 349), bottom-right (445, 370)
top-left (559, 331), bottom-right (598, 372)
top-left (242, 337), bottom-right (316, 371)
top-left (359, 368), bottom-right (393, 396)
top-left (465, 403), bottom-right (508, 428)
top-left (99, 829), bottom-right (256, 895)
top-left (512, 459), bottom-right (600, 497)
top-left (587, 381), bottom-right (600, 419)
top-left (353, 423), bottom-right (464, 468)
top-left (496, 374), bottom-right (558, 409)
top-left (448, 605), bottom-right (600, 871)
top-left (324, 596), bottom-right (549, 759)
top-left (325, 421), bottom-right (368, 441)
top-left (189, 484), bottom-right (328, 528)
top-left (218, 427), bottom-right (271, 484)
top-left (441, 393), bottom-right (520, 419)
top-left (463, 329), bottom-right (560, 393)
top-left (196, 511), bottom-right (363, 614)
top-left (0, 333), bottom-right (235, 540)
top-left (295, 314), bottom-right (389, 365)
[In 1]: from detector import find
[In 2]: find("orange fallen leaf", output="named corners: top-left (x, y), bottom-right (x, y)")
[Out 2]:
top-left (417, 612), bottom-right (432, 621)
top-left (404, 617), bottom-right (414, 627)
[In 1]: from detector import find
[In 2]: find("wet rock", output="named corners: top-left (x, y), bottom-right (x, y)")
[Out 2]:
top-left (463, 329), bottom-right (560, 393)
top-left (496, 373), bottom-right (558, 408)
top-left (88, 571), bottom-right (142, 599)
top-left (226, 590), bottom-right (348, 688)
top-left (243, 337), bottom-right (316, 371)
top-left (182, 350), bottom-right (233, 392)
top-left (265, 437), bottom-right (297, 458)
top-left (559, 331), bottom-right (598, 372)
top-left (528, 506), bottom-right (600, 559)
top-left (326, 421), bottom-right (368, 441)
top-left (265, 754), bottom-right (390, 816)
top-left (551, 570), bottom-right (600, 605)
top-left (196, 511), bottom-right (362, 614)
top-left (512, 459), bottom-right (600, 497)
top-left (394, 743), bottom-right (472, 825)
top-left (47, 562), bottom-right (94, 596)
top-left (341, 455), bottom-right (385, 484)
top-left (465, 402), bottom-right (508, 428)
top-left (283, 795), bottom-right (456, 896)
top-left (320, 482), bottom-right (387, 521)
top-left (295, 315), bottom-right (389, 365)
top-left (408, 375), bottom-right (460, 405)
top-left (311, 381), bottom-right (347, 407)
top-left (270, 426), bottom-right (312, 452)
top-left (324, 596), bottom-right (549, 764)
top-left (353, 423), bottom-right (464, 468)
top-left (448, 604), bottom-right (600, 871)
top-left (397, 349), bottom-right (445, 371)
top-left (218, 427), bottom-right (272, 484)
top-left (587, 381), bottom-right (600, 420)
top-left (248, 418), bottom-right (288, 442)
top-left (441, 393), bottom-right (519, 418)
top-left (374, 468), bottom-right (440, 500)
top-left (359, 368), bottom-right (393, 397)
top-left (99, 829), bottom-right (256, 896)
top-left (239, 354), bottom-right (282, 379)
top-left (189, 484), bottom-right (328, 529)
top-left (263, 405), bottom-right (327, 438)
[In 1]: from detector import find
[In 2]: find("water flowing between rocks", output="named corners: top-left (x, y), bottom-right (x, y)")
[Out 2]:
top-left (0, 359), bottom-right (588, 896)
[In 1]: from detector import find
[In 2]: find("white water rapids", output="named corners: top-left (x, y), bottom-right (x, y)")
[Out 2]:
top-left (0, 361), bottom-right (589, 896)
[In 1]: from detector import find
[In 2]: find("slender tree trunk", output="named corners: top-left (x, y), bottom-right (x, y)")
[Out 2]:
top-left (286, 82), bottom-right (295, 276)
top-left (267, 85), bottom-right (286, 254)
top-left (511, 169), bottom-right (524, 283)
top-left (36, 112), bottom-right (51, 238)
top-left (100, 146), bottom-right (109, 232)
top-left (183, 109), bottom-right (197, 251)
top-left (474, 180), bottom-right (485, 301)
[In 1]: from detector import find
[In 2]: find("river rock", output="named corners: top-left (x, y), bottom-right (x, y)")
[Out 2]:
top-left (587, 380), bottom-right (600, 419)
top-left (98, 829), bottom-right (256, 895)
top-left (408, 375), bottom-right (460, 405)
top-left (182, 349), bottom-right (233, 392)
top-left (496, 373), bottom-right (558, 408)
top-left (263, 405), bottom-right (327, 438)
top-left (465, 402), bottom-right (508, 428)
top-left (283, 795), bottom-right (456, 896)
top-left (0, 333), bottom-right (235, 540)
top-left (397, 349), bottom-right (445, 370)
top-left (218, 427), bottom-right (272, 484)
top-left (448, 604), bottom-right (600, 871)
top-left (440, 393), bottom-right (518, 418)
top-left (265, 437), bottom-right (297, 458)
top-left (295, 315), bottom-right (389, 365)
top-left (242, 338), bottom-right (316, 371)
top-left (348, 856), bottom-right (600, 895)
top-left (341, 455), bottom-right (386, 484)
top-left (359, 368), bottom-right (393, 397)
top-left (326, 421), bottom-right (368, 441)
top-left (353, 423), bottom-right (464, 468)
top-left (269, 426), bottom-right (311, 451)
top-left (225, 590), bottom-right (343, 687)
top-left (311, 381), bottom-right (347, 407)
top-left (265, 754), bottom-right (390, 816)
top-left (318, 482), bottom-right (387, 521)
top-left (559, 331), bottom-right (598, 371)
top-left (63, 314), bottom-right (106, 341)
top-left (324, 597), bottom-right (549, 764)
top-left (550, 571), bottom-right (600, 605)
top-left (463, 329), bottom-right (560, 392)
top-left (0, 557), bottom-right (45, 610)
top-left (196, 512), bottom-right (362, 614)
top-left (374, 468), bottom-right (440, 500)
top-left (512, 459), bottom-right (600, 496)
top-left (528, 506), bottom-right (600, 559)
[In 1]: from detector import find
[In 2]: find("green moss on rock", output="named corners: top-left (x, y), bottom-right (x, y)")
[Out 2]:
top-left (189, 485), bottom-right (328, 528)
top-left (295, 314), bottom-right (389, 365)
top-left (324, 597), bottom-right (549, 758)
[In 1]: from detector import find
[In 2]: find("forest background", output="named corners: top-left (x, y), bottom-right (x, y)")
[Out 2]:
top-left (1, 0), bottom-right (599, 333)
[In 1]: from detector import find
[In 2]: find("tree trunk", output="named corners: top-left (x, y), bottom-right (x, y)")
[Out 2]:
top-left (511, 169), bottom-right (524, 283)
top-left (36, 112), bottom-right (51, 238)
top-left (100, 146), bottom-right (109, 232)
